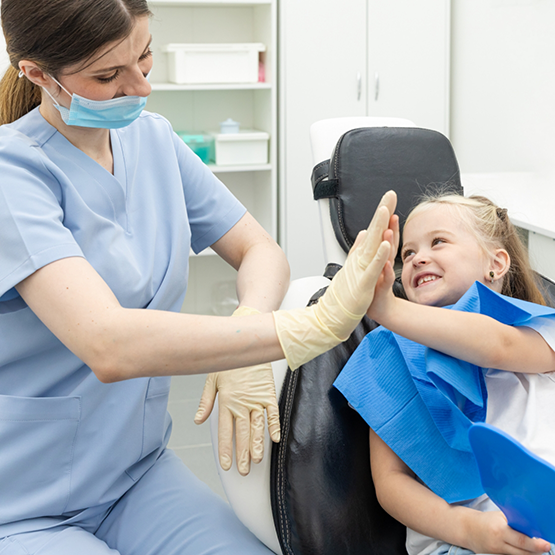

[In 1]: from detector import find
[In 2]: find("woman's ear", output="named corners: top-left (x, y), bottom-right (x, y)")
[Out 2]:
top-left (489, 249), bottom-right (511, 287)
top-left (18, 60), bottom-right (51, 88)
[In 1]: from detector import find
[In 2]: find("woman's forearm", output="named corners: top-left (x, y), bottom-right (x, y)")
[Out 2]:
top-left (211, 212), bottom-right (290, 313)
top-left (233, 240), bottom-right (290, 313)
top-left (96, 308), bottom-right (284, 382)
top-left (16, 256), bottom-right (285, 383)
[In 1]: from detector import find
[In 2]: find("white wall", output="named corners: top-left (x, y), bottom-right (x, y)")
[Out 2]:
top-left (0, 1), bottom-right (8, 77)
top-left (450, 0), bottom-right (555, 176)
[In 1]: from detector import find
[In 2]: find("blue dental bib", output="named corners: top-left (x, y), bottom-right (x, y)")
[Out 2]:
top-left (334, 282), bottom-right (555, 503)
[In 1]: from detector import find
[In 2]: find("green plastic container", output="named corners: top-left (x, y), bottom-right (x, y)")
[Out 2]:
top-left (177, 132), bottom-right (214, 164)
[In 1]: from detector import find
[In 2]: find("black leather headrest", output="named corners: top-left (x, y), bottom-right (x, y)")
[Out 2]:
top-left (312, 127), bottom-right (463, 254)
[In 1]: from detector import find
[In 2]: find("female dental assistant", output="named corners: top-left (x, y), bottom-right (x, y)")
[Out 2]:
top-left (0, 0), bottom-right (394, 553)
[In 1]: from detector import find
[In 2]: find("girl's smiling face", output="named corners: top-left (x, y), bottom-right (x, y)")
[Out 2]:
top-left (401, 204), bottom-right (493, 307)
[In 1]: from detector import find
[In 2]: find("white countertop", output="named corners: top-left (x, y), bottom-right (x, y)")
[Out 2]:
top-left (462, 172), bottom-right (555, 239)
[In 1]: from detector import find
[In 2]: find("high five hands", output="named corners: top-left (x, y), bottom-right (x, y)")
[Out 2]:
top-left (196, 190), bottom-right (398, 476)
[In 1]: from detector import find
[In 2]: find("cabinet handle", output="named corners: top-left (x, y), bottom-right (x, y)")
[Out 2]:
top-left (357, 72), bottom-right (362, 101)
top-left (374, 72), bottom-right (380, 101)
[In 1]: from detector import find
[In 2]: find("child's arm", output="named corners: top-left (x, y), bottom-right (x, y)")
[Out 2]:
top-left (373, 291), bottom-right (555, 374)
top-left (368, 250), bottom-right (555, 374)
top-left (370, 430), bottom-right (552, 555)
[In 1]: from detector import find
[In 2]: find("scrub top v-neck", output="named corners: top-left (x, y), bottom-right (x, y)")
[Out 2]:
top-left (0, 107), bottom-right (246, 536)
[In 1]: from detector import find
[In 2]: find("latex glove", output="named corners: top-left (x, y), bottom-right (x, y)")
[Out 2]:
top-left (194, 306), bottom-right (281, 476)
top-left (273, 190), bottom-right (396, 370)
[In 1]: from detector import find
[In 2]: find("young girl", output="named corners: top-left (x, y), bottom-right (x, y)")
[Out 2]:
top-left (337, 193), bottom-right (555, 555)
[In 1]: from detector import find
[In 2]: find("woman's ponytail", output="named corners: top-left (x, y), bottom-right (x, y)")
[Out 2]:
top-left (0, 65), bottom-right (42, 125)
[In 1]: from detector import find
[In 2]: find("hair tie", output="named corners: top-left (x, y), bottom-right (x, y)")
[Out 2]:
top-left (496, 207), bottom-right (508, 221)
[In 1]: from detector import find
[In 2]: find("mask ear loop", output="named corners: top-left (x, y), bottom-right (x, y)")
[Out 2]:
top-left (49, 75), bottom-right (73, 98)
top-left (42, 75), bottom-right (73, 108)
top-left (19, 70), bottom-right (67, 109)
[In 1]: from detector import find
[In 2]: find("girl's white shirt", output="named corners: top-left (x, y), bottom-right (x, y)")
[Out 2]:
top-left (406, 317), bottom-right (555, 555)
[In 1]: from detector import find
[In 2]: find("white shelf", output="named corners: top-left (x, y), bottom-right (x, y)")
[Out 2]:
top-left (151, 82), bottom-right (271, 91)
top-left (208, 163), bottom-right (271, 173)
top-left (150, 0), bottom-right (277, 315)
top-left (149, 0), bottom-right (270, 5)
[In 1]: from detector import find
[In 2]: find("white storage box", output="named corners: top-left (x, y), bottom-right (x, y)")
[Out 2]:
top-left (162, 43), bottom-right (265, 85)
top-left (212, 130), bottom-right (269, 166)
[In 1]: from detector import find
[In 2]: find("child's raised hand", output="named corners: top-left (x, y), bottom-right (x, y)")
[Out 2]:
top-left (465, 510), bottom-right (551, 555)
top-left (367, 213), bottom-right (399, 323)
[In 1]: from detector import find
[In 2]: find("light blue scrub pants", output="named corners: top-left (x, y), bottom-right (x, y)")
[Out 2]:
top-left (0, 450), bottom-right (274, 555)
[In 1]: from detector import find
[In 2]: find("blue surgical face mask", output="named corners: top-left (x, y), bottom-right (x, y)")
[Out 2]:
top-left (43, 75), bottom-right (149, 129)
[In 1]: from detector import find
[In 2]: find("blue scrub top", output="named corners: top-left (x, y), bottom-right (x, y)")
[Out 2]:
top-left (0, 108), bottom-right (246, 534)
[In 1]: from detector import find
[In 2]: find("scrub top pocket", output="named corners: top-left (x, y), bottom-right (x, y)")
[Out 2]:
top-left (141, 377), bottom-right (172, 459)
top-left (125, 377), bottom-right (172, 482)
top-left (0, 394), bottom-right (81, 524)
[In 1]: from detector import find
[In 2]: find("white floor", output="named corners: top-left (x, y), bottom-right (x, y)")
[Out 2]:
top-left (166, 373), bottom-right (227, 500)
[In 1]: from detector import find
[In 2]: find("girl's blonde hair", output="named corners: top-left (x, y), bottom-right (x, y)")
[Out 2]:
top-left (405, 193), bottom-right (546, 305)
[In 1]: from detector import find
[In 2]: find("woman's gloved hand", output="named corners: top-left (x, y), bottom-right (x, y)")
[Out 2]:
top-left (194, 306), bottom-right (280, 476)
top-left (273, 190), bottom-right (396, 370)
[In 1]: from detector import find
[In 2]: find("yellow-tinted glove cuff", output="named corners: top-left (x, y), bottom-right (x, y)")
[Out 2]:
top-left (272, 301), bottom-right (360, 372)
top-left (232, 306), bottom-right (261, 317)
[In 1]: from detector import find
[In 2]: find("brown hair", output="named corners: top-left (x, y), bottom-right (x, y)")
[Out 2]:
top-left (0, 0), bottom-right (151, 125)
top-left (406, 193), bottom-right (546, 305)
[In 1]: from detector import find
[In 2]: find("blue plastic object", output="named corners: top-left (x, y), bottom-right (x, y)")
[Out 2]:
top-left (468, 423), bottom-right (555, 543)
top-left (177, 132), bottom-right (214, 164)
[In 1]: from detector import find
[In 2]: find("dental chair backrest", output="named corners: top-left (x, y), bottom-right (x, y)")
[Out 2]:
top-left (310, 117), bottom-right (414, 266)
top-left (309, 117), bottom-right (462, 266)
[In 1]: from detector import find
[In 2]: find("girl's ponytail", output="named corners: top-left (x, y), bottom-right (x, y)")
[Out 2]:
top-left (0, 65), bottom-right (42, 125)
top-left (494, 205), bottom-right (546, 305)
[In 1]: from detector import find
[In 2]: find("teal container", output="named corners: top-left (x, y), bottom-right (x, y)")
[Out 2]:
top-left (177, 132), bottom-right (214, 164)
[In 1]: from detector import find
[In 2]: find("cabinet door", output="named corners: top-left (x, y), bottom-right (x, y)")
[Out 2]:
top-left (367, 0), bottom-right (450, 135)
top-left (280, 0), bottom-right (367, 279)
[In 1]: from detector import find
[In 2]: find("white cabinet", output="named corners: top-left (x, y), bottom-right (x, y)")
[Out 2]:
top-left (279, 0), bottom-right (367, 280)
top-left (280, 0), bottom-right (451, 279)
top-left (367, 0), bottom-right (450, 135)
top-left (147, 0), bottom-right (277, 315)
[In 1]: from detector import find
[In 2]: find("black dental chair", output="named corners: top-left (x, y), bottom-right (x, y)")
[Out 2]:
top-left (210, 118), bottom-right (555, 555)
